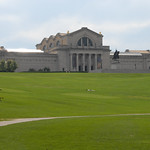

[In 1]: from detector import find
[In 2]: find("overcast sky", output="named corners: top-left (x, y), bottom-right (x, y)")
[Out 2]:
top-left (0, 0), bottom-right (150, 51)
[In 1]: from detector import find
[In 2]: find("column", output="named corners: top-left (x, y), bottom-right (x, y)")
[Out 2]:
top-left (95, 54), bottom-right (97, 70)
top-left (88, 54), bottom-right (91, 72)
top-left (70, 53), bottom-right (72, 71)
top-left (76, 54), bottom-right (79, 71)
top-left (83, 54), bottom-right (85, 71)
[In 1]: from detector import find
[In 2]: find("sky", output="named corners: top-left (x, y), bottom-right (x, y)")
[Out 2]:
top-left (0, 0), bottom-right (150, 52)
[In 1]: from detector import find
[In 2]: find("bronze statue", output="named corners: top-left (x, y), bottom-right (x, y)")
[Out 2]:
top-left (113, 50), bottom-right (119, 59)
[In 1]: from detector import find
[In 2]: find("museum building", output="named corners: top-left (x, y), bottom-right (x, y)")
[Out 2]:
top-left (0, 27), bottom-right (150, 73)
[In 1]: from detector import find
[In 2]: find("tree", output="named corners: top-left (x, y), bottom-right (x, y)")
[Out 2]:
top-left (0, 59), bottom-right (17, 72)
top-left (10, 60), bottom-right (17, 72)
top-left (0, 60), bottom-right (6, 72)
top-left (6, 60), bottom-right (12, 72)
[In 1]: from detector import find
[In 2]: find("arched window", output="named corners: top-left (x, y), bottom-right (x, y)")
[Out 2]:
top-left (77, 37), bottom-right (93, 47)
top-left (77, 39), bottom-right (81, 46)
top-left (43, 45), bottom-right (46, 50)
top-left (49, 43), bottom-right (53, 48)
top-left (82, 37), bottom-right (87, 46)
top-left (56, 41), bottom-right (60, 46)
top-left (88, 38), bottom-right (93, 46)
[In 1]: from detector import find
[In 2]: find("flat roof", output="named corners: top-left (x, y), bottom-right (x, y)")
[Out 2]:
top-left (126, 50), bottom-right (150, 54)
top-left (7, 48), bottom-right (43, 53)
top-left (110, 52), bottom-right (142, 56)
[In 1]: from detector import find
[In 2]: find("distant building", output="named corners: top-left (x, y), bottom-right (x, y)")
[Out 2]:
top-left (110, 50), bottom-right (150, 72)
top-left (0, 27), bottom-right (150, 73)
top-left (36, 27), bottom-right (110, 72)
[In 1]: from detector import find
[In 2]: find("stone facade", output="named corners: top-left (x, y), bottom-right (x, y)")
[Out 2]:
top-left (110, 50), bottom-right (150, 72)
top-left (0, 51), bottom-right (58, 72)
top-left (36, 27), bottom-right (110, 72)
top-left (0, 28), bottom-right (150, 73)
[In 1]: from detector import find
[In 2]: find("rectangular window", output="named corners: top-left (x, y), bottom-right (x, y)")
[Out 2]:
top-left (82, 37), bottom-right (87, 46)
top-left (97, 54), bottom-right (102, 69)
top-left (78, 39), bottom-right (81, 46)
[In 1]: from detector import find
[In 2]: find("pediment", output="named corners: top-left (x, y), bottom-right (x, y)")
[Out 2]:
top-left (69, 27), bottom-right (103, 37)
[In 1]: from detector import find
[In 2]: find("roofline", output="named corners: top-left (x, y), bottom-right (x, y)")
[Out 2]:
top-left (68, 27), bottom-right (103, 37)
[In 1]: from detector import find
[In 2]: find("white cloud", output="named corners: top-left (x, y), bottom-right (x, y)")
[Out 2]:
top-left (0, 14), bottom-right (21, 23)
top-left (9, 15), bottom-right (150, 48)
top-left (15, 16), bottom-right (89, 42)
top-left (94, 21), bottom-right (150, 33)
top-left (18, 19), bottom-right (150, 41)
top-left (1, 6), bottom-right (150, 51)
top-left (0, 0), bottom-right (8, 4)
top-left (130, 0), bottom-right (150, 5)
top-left (0, 0), bottom-right (19, 5)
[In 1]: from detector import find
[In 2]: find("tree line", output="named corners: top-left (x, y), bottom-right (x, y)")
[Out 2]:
top-left (0, 59), bottom-right (17, 72)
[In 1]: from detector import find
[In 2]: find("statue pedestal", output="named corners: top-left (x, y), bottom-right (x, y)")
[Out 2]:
top-left (112, 59), bottom-right (120, 64)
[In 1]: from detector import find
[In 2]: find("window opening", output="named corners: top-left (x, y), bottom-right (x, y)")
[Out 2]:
top-left (77, 37), bottom-right (93, 47)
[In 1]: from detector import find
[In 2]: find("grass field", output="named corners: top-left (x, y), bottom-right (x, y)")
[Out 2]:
top-left (0, 73), bottom-right (150, 149)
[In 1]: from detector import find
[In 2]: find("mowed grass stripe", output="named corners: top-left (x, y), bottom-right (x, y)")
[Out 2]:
top-left (1, 116), bottom-right (150, 150)
top-left (0, 73), bottom-right (150, 150)
top-left (0, 73), bottom-right (150, 118)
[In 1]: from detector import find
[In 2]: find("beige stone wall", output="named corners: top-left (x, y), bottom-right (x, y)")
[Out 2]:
top-left (57, 50), bottom-right (70, 71)
top-left (110, 55), bottom-right (146, 70)
top-left (68, 28), bottom-right (103, 48)
top-left (47, 36), bottom-right (54, 50)
top-left (36, 38), bottom-right (48, 50)
top-left (3, 28), bottom-right (150, 73)
top-left (0, 52), bottom-right (58, 72)
top-left (56, 47), bottom-right (110, 72)
top-left (0, 28), bottom-right (112, 72)
top-left (101, 51), bottom-right (110, 69)
top-left (37, 33), bottom-right (69, 51)
top-left (36, 28), bottom-right (104, 51)
top-left (35, 28), bottom-right (110, 72)
top-left (62, 36), bottom-right (68, 45)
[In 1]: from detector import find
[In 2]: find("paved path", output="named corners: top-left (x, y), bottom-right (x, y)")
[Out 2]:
top-left (0, 113), bottom-right (150, 127)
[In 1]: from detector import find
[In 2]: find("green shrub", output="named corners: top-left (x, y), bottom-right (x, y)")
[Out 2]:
top-left (0, 59), bottom-right (17, 72)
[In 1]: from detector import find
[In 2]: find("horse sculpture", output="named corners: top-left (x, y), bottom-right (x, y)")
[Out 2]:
top-left (113, 50), bottom-right (120, 60)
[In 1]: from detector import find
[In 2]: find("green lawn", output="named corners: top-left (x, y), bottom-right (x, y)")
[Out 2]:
top-left (1, 116), bottom-right (150, 150)
top-left (0, 73), bottom-right (150, 149)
